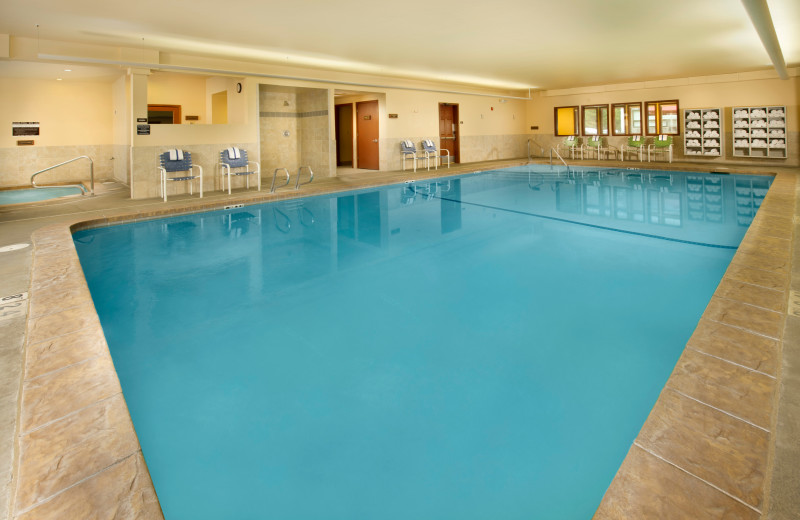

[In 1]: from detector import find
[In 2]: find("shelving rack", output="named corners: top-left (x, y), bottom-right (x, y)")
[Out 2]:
top-left (683, 108), bottom-right (723, 158)
top-left (732, 106), bottom-right (787, 158)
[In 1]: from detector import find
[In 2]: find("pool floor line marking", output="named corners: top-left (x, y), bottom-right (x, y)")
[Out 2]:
top-left (13, 450), bottom-right (141, 516)
top-left (666, 388), bottom-right (771, 433)
top-left (19, 392), bottom-right (123, 436)
top-left (434, 195), bottom-right (739, 250)
top-left (704, 318), bottom-right (781, 341)
top-left (685, 347), bottom-right (777, 380)
top-left (632, 442), bottom-right (763, 514)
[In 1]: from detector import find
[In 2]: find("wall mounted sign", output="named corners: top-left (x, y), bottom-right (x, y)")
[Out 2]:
top-left (388, 114), bottom-right (398, 119)
top-left (137, 124), bottom-right (151, 135)
top-left (16, 140), bottom-right (34, 146)
top-left (137, 117), bottom-right (148, 123)
top-left (12, 122), bottom-right (39, 136)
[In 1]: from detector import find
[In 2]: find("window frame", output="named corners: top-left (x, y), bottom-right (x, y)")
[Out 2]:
top-left (644, 100), bottom-right (680, 136)
top-left (611, 102), bottom-right (643, 136)
top-left (580, 104), bottom-right (609, 136)
top-left (553, 106), bottom-right (579, 136)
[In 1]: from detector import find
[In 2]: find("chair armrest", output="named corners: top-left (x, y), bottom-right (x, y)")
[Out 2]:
top-left (191, 164), bottom-right (203, 177)
top-left (247, 161), bottom-right (261, 174)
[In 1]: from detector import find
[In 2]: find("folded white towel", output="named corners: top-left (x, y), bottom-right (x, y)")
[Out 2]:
top-left (423, 139), bottom-right (434, 148)
top-left (168, 149), bottom-right (184, 161)
top-left (227, 147), bottom-right (241, 159)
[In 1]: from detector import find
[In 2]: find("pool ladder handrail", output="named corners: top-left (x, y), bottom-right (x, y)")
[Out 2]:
top-left (30, 155), bottom-right (94, 195)
top-left (294, 166), bottom-right (314, 190)
top-left (271, 168), bottom-right (290, 193)
top-left (549, 147), bottom-right (571, 175)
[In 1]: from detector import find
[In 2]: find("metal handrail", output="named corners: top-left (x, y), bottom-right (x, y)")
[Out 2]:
top-left (270, 168), bottom-right (290, 193)
top-left (527, 139), bottom-right (545, 159)
top-left (549, 148), bottom-right (571, 174)
top-left (294, 166), bottom-right (314, 190)
top-left (30, 155), bottom-right (94, 195)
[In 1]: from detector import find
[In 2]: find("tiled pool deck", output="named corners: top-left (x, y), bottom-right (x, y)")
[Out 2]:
top-left (1, 159), bottom-right (797, 519)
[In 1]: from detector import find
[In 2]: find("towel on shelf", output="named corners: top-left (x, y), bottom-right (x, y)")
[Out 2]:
top-left (227, 147), bottom-right (241, 159)
top-left (168, 149), bottom-right (184, 161)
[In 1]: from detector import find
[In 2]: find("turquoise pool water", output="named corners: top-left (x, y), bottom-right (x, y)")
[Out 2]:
top-left (74, 166), bottom-right (771, 519)
top-left (0, 186), bottom-right (83, 205)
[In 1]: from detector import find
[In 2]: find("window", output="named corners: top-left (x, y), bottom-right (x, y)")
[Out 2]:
top-left (645, 100), bottom-right (679, 135)
top-left (554, 106), bottom-right (579, 136)
top-left (612, 102), bottom-right (642, 135)
top-left (581, 105), bottom-right (609, 136)
top-left (147, 104), bottom-right (182, 124)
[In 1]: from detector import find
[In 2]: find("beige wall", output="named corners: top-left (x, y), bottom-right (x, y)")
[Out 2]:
top-left (0, 76), bottom-right (115, 187)
top-left (147, 72), bottom-right (207, 124)
top-left (528, 73), bottom-right (800, 166)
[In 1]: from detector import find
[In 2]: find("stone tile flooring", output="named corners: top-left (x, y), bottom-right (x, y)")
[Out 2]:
top-left (1, 159), bottom-right (797, 519)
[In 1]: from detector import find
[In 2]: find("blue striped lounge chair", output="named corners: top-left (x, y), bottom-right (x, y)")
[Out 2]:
top-left (159, 149), bottom-right (203, 202)
top-left (219, 147), bottom-right (260, 194)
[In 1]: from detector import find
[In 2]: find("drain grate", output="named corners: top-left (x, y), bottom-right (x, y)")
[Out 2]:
top-left (0, 243), bottom-right (30, 253)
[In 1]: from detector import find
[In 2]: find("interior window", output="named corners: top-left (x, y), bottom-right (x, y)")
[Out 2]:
top-left (581, 105), bottom-right (609, 136)
top-left (612, 103), bottom-right (642, 135)
top-left (554, 106), bottom-right (579, 136)
top-left (645, 100), bottom-right (680, 135)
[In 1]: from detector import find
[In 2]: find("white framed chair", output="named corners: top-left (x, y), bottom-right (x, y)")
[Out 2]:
top-left (400, 140), bottom-right (418, 172)
top-left (159, 149), bottom-right (203, 202)
top-left (219, 147), bottom-right (260, 194)
top-left (557, 136), bottom-right (581, 159)
top-left (621, 136), bottom-right (647, 161)
top-left (420, 139), bottom-right (450, 170)
top-left (582, 136), bottom-right (618, 160)
top-left (648, 135), bottom-right (674, 163)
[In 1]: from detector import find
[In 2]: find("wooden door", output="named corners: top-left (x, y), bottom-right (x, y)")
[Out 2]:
top-left (439, 103), bottom-right (460, 163)
top-left (356, 100), bottom-right (379, 170)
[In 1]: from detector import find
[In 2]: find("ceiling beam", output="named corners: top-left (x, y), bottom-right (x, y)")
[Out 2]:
top-left (741, 0), bottom-right (789, 79)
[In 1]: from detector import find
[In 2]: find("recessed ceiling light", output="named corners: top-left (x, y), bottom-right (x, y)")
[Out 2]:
top-left (56, 78), bottom-right (62, 81)
top-left (64, 69), bottom-right (72, 72)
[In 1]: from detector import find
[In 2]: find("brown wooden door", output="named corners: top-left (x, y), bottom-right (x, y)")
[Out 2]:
top-left (439, 103), bottom-right (460, 164)
top-left (356, 100), bottom-right (379, 170)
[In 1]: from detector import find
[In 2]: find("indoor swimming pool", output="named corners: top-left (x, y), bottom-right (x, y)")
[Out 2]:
top-left (0, 186), bottom-right (83, 205)
top-left (73, 165), bottom-right (772, 519)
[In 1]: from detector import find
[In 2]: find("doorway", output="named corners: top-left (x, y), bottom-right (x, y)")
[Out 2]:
top-left (335, 104), bottom-right (354, 167)
top-left (439, 103), bottom-right (460, 164)
top-left (356, 100), bottom-right (379, 170)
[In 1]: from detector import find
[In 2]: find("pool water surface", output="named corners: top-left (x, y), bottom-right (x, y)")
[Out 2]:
top-left (73, 166), bottom-right (771, 519)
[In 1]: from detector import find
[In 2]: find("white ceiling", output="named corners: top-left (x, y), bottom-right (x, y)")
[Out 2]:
top-left (1, 0), bottom-right (798, 90)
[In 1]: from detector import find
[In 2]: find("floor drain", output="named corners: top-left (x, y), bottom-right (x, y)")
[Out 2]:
top-left (0, 243), bottom-right (30, 253)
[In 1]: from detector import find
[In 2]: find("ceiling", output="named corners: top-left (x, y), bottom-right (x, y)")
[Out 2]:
top-left (1, 0), bottom-right (798, 90)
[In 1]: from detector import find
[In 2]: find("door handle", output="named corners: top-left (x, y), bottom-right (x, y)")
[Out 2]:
top-left (372, 139), bottom-right (378, 143)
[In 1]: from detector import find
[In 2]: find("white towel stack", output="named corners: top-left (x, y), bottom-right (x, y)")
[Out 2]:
top-left (734, 110), bottom-right (749, 118)
top-left (168, 149), bottom-right (184, 161)
top-left (227, 147), bottom-right (241, 159)
top-left (735, 139), bottom-right (749, 147)
top-left (703, 111), bottom-right (719, 119)
top-left (704, 121), bottom-right (718, 128)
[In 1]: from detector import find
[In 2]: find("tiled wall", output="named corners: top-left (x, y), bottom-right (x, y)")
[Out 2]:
top-left (0, 145), bottom-right (115, 189)
top-left (130, 142), bottom-right (258, 199)
top-left (259, 87), bottom-right (331, 183)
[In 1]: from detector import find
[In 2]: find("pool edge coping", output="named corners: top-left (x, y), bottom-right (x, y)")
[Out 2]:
top-left (11, 161), bottom-right (797, 519)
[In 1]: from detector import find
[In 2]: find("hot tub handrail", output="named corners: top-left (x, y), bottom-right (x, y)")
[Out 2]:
top-left (30, 155), bottom-right (94, 195)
